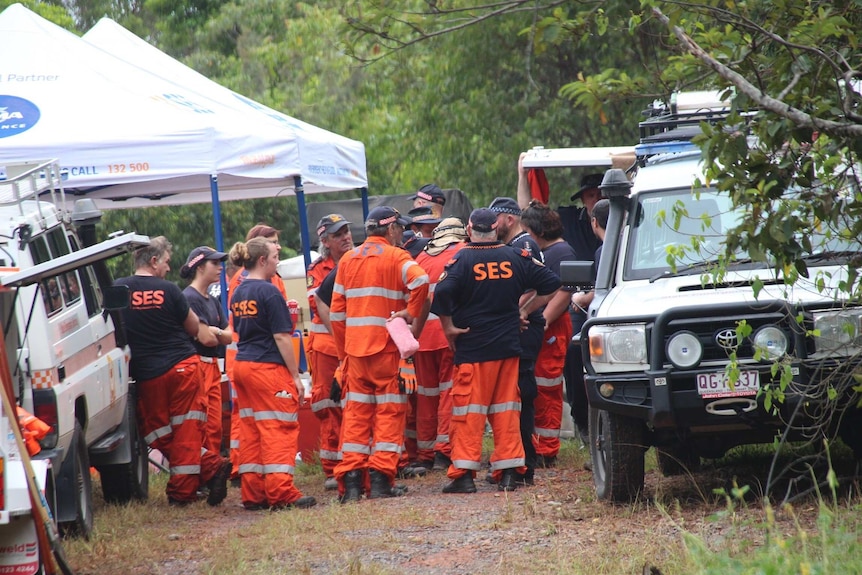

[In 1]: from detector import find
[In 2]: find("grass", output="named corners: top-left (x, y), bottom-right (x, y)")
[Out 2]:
top-left (59, 439), bottom-right (861, 575)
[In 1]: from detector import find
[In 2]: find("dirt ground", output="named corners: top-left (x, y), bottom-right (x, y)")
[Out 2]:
top-left (77, 441), bottom-right (849, 575)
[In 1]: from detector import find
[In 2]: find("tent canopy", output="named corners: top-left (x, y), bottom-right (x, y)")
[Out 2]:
top-left (0, 4), bottom-right (367, 209)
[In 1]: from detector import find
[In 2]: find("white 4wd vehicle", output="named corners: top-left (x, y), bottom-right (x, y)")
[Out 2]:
top-left (0, 160), bottom-right (149, 563)
top-left (528, 95), bottom-right (862, 502)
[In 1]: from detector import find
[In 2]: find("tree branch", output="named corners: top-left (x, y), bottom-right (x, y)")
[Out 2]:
top-left (651, 6), bottom-right (862, 138)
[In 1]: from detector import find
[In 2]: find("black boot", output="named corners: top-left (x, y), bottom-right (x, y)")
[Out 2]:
top-left (442, 473), bottom-right (477, 494)
top-left (339, 470), bottom-right (363, 504)
top-left (369, 469), bottom-right (407, 499)
top-left (498, 469), bottom-right (520, 492)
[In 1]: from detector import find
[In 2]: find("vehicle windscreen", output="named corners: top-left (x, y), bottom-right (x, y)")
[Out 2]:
top-left (623, 187), bottom-right (861, 282)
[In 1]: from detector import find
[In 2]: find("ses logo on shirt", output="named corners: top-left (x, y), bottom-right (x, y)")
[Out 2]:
top-left (0, 95), bottom-right (40, 138)
top-left (231, 299), bottom-right (259, 318)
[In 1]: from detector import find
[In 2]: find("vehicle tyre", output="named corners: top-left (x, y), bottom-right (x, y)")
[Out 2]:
top-left (655, 444), bottom-right (701, 477)
top-left (59, 421), bottom-right (94, 539)
top-left (589, 407), bottom-right (646, 502)
top-left (99, 387), bottom-right (149, 503)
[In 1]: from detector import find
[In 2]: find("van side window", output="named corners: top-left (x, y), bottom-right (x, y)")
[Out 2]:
top-left (29, 236), bottom-right (51, 265)
top-left (41, 277), bottom-right (63, 316)
top-left (46, 228), bottom-right (70, 258)
top-left (60, 272), bottom-right (81, 305)
top-left (79, 266), bottom-right (102, 318)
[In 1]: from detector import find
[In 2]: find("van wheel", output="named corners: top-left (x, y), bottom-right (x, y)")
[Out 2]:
top-left (655, 444), bottom-right (701, 477)
top-left (589, 407), bottom-right (645, 502)
top-left (59, 421), bottom-right (94, 539)
top-left (100, 387), bottom-right (149, 503)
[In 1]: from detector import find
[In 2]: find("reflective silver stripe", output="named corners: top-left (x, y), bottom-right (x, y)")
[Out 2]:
top-left (229, 439), bottom-right (240, 449)
top-left (536, 375), bottom-right (563, 387)
top-left (378, 393), bottom-right (407, 405)
top-left (345, 316), bottom-right (388, 327)
top-left (199, 356), bottom-right (216, 364)
top-left (404, 429), bottom-right (417, 439)
top-left (262, 464), bottom-right (295, 474)
top-left (406, 273), bottom-right (429, 290)
top-left (417, 440), bottom-right (436, 449)
top-left (436, 433), bottom-right (449, 443)
top-left (330, 311), bottom-right (346, 321)
top-left (342, 442), bottom-right (372, 455)
top-left (534, 426), bottom-right (560, 438)
top-left (252, 411), bottom-right (298, 423)
top-left (452, 403), bottom-right (489, 416)
top-left (417, 385), bottom-right (440, 397)
top-left (144, 425), bottom-right (172, 445)
top-left (488, 401), bottom-right (521, 414)
top-left (345, 286), bottom-right (405, 300)
top-left (428, 283), bottom-right (437, 294)
top-left (171, 411), bottom-right (206, 426)
top-left (226, 342), bottom-right (238, 351)
top-left (239, 408), bottom-right (255, 418)
top-left (333, 283), bottom-right (345, 295)
top-left (372, 441), bottom-right (401, 453)
top-left (239, 463), bottom-right (264, 474)
top-left (309, 323), bottom-right (330, 334)
top-left (170, 465), bottom-right (201, 475)
top-left (426, 312), bottom-right (439, 321)
top-left (311, 398), bottom-right (340, 412)
top-left (307, 287), bottom-right (318, 297)
top-left (319, 448), bottom-right (342, 460)
top-left (490, 458), bottom-right (525, 470)
top-left (345, 391), bottom-right (376, 404)
top-left (451, 458), bottom-right (482, 471)
top-left (440, 379), bottom-right (452, 391)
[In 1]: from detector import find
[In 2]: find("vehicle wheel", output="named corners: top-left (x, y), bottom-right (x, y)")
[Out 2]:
top-left (655, 444), bottom-right (701, 477)
top-left (100, 387), bottom-right (149, 503)
top-left (589, 407), bottom-right (646, 502)
top-left (59, 421), bottom-right (94, 539)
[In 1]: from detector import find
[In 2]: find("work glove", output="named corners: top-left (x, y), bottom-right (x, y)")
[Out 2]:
top-left (398, 356), bottom-right (417, 395)
top-left (329, 365), bottom-right (343, 403)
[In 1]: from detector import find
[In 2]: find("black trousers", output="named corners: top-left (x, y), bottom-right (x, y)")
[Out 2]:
top-left (564, 311), bottom-right (589, 434)
top-left (518, 320), bottom-right (544, 473)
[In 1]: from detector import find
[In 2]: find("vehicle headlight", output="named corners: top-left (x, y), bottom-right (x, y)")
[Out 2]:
top-left (751, 325), bottom-right (788, 360)
top-left (588, 324), bottom-right (648, 373)
top-left (813, 310), bottom-right (862, 353)
top-left (666, 330), bottom-right (702, 369)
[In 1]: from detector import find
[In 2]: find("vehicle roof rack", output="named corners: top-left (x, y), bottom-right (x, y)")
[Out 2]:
top-left (636, 91), bottom-right (733, 158)
top-left (0, 159), bottom-right (68, 221)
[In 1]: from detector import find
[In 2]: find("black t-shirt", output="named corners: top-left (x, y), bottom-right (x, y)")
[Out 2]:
top-left (183, 286), bottom-right (228, 358)
top-left (316, 265), bottom-right (337, 308)
top-left (115, 275), bottom-right (196, 381)
top-left (431, 241), bottom-right (561, 364)
top-left (231, 278), bottom-right (294, 366)
top-left (403, 236), bottom-right (429, 258)
top-left (542, 240), bottom-right (578, 293)
top-left (558, 205), bottom-right (600, 261)
top-left (509, 231), bottom-right (546, 359)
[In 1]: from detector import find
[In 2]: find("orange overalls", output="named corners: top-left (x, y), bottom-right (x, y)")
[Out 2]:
top-left (306, 255), bottom-right (342, 479)
top-left (225, 270), bottom-right (288, 478)
top-left (413, 243), bottom-right (464, 463)
top-left (533, 310), bottom-right (572, 460)
top-left (331, 237), bottom-right (429, 491)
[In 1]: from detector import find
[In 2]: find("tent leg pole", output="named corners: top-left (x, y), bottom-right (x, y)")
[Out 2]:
top-left (294, 176), bottom-right (312, 270)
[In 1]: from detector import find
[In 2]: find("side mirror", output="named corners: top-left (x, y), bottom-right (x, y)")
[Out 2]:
top-left (102, 285), bottom-right (130, 311)
top-left (560, 261), bottom-right (595, 291)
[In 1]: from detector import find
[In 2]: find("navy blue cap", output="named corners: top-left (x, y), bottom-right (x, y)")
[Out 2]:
top-left (488, 197), bottom-right (521, 215)
top-left (469, 208), bottom-right (498, 233)
top-left (407, 206), bottom-right (443, 225)
top-left (367, 206), bottom-right (410, 227)
top-left (316, 213), bottom-right (351, 237)
top-left (180, 246), bottom-right (227, 279)
top-left (411, 184), bottom-right (446, 205)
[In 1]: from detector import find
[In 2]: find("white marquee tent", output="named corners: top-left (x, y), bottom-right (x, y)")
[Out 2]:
top-left (0, 4), bottom-right (368, 266)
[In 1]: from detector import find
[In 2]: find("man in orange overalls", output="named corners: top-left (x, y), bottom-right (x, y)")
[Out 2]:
top-left (331, 206), bottom-right (430, 503)
top-left (432, 209), bottom-right (560, 494)
top-left (306, 214), bottom-right (353, 490)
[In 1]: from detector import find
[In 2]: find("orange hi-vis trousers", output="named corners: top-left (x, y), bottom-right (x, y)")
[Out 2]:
top-left (198, 358), bottom-right (223, 455)
top-left (225, 343), bottom-right (241, 478)
top-left (414, 347), bottom-right (454, 461)
top-left (233, 361), bottom-right (304, 507)
top-left (137, 356), bottom-right (223, 502)
top-left (335, 352), bottom-right (406, 483)
top-left (308, 349), bottom-right (342, 478)
top-left (533, 317), bottom-right (572, 459)
top-left (447, 357), bottom-right (525, 479)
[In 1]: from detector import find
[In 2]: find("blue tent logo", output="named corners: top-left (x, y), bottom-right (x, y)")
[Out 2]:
top-left (0, 95), bottom-right (40, 138)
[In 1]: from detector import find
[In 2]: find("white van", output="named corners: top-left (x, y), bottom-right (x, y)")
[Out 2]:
top-left (0, 160), bottom-right (149, 572)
